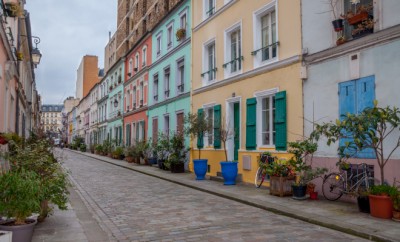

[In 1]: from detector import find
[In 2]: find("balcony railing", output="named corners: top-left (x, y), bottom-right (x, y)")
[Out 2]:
top-left (201, 67), bottom-right (217, 80)
top-left (223, 56), bottom-right (243, 72)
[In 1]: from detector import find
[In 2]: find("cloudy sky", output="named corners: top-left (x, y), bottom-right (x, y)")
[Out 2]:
top-left (25, 0), bottom-right (117, 104)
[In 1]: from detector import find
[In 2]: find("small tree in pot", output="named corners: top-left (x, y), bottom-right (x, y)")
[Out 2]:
top-left (184, 112), bottom-right (212, 180)
top-left (217, 118), bottom-right (238, 185)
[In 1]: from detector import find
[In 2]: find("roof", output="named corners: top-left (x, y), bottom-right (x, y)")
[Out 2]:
top-left (41, 105), bottom-right (64, 112)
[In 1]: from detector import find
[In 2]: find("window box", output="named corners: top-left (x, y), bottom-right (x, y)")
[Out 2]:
top-left (176, 28), bottom-right (186, 41)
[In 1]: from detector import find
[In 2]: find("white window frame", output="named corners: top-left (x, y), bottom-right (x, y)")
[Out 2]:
top-left (253, 1), bottom-right (278, 68)
top-left (164, 66), bottom-right (170, 98)
top-left (255, 87), bottom-right (279, 148)
top-left (166, 21), bottom-right (174, 50)
top-left (224, 21), bottom-right (242, 79)
top-left (176, 58), bottom-right (185, 94)
top-left (153, 73), bottom-right (159, 102)
top-left (156, 32), bottom-right (162, 57)
top-left (164, 114), bottom-right (170, 135)
top-left (132, 86), bottom-right (137, 108)
top-left (179, 8), bottom-right (188, 33)
top-left (202, 103), bottom-right (215, 147)
top-left (142, 46), bottom-right (147, 67)
top-left (126, 90), bottom-right (130, 111)
top-left (203, 0), bottom-right (216, 20)
top-left (202, 37), bottom-right (216, 86)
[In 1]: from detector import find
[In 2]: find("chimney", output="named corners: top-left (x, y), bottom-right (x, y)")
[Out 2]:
top-left (109, 31), bottom-right (111, 40)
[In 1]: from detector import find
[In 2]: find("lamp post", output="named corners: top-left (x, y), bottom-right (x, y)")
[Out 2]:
top-left (31, 36), bottom-right (42, 67)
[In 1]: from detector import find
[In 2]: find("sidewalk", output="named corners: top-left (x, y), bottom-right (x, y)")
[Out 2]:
top-left (70, 150), bottom-right (399, 242)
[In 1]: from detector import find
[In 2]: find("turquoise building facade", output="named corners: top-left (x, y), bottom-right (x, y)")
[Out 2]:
top-left (148, 0), bottom-right (191, 144)
top-left (106, 59), bottom-right (125, 146)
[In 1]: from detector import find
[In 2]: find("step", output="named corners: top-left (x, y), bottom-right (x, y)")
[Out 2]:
top-left (209, 172), bottom-right (242, 182)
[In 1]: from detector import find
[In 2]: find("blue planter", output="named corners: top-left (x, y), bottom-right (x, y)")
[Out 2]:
top-left (148, 157), bottom-right (157, 165)
top-left (220, 161), bottom-right (238, 185)
top-left (193, 159), bottom-right (208, 180)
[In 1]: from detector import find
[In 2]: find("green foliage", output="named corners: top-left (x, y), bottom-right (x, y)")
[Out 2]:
top-left (392, 191), bottom-right (400, 211)
top-left (370, 184), bottom-right (398, 196)
top-left (184, 112), bottom-right (212, 158)
top-left (0, 170), bottom-right (42, 225)
top-left (312, 102), bottom-right (400, 184)
top-left (165, 132), bottom-right (189, 167)
top-left (102, 140), bottom-right (112, 154)
top-left (95, 144), bottom-right (104, 154)
top-left (112, 146), bottom-right (124, 159)
top-left (265, 162), bottom-right (294, 177)
top-left (156, 132), bottom-right (170, 161)
top-left (80, 143), bottom-right (87, 152)
top-left (124, 145), bottom-right (138, 158)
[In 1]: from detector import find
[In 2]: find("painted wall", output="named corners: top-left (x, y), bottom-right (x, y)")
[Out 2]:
top-left (304, 40), bottom-right (400, 159)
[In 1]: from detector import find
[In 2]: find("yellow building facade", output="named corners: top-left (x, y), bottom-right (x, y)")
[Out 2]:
top-left (190, 0), bottom-right (303, 184)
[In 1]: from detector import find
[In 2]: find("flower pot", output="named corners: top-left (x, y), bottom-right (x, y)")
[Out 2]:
top-left (220, 161), bottom-right (238, 185)
top-left (125, 156), bottom-right (134, 163)
top-left (393, 210), bottom-right (400, 222)
top-left (336, 38), bottom-right (346, 46)
top-left (269, 176), bottom-right (294, 197)
top-left (347, 12), bottom-right (369, 25)
top-left (292, 185), bottom-right (307, 200)
top-left (369, 194), bottom-right (393, 219)
top-left (157, 159), bottom-right (165, 170)
top-left (357, 196), bottom-right (370, 213)
top-left (0, 219), bottom-right (37, 242)
top-left (193, 159), bottom-right (208, 180)
top-left (170, 163), bottom-right (185, 173)
top-left (309, 191), bottom-right (319, 200)
top-left (332, 19), bottom-right (344, 32)
top-left (352, 28), bottom-right (374, 39)
top-left (0, 136), bottom-right (8, 145)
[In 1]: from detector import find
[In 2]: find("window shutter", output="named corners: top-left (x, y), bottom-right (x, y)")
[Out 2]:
top-left (246, 98), bottom-right (257, 150)
top-left (339, 81), bottom-right (356, 156)
top-left (356, 76), bottom-right (375, 158)
top-left (197, 109), bottom-right (204, 149)
top-left (274, 91), bottom-right (287, 151)
top-left (213, 104), bottom-right (221, 149)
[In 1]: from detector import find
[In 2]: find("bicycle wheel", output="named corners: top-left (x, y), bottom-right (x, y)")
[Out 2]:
top-left (322, 173), bottom-right (345, 201)
top-left (255, 167), bottom-right (265, 188)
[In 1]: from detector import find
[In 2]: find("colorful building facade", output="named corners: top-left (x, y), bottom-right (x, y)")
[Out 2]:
top-left (190, 0), bottom-right (303, 183)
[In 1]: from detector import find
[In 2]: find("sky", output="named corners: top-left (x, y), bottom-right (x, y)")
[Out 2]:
top-left (25, 0), bottom-right (117, 105)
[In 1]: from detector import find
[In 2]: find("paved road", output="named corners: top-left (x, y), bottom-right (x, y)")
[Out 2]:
top-left (61, 150), bottom-right (366, 242)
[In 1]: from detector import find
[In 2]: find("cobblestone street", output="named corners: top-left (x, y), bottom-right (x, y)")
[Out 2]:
top-left (60, 150), bottom-right (366, 242)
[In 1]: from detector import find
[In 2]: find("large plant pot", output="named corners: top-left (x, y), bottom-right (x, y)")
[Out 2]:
top-left (332, 19), bottom-right (344, 32)
top-left (170, 163), bottom-right (185, 173)
top-left (292, 185), bottom-right (307, 200)
top-left (148, 157), bottom-right (157, 165)
top-left (193, 159), bottom-right (208, 180)
top-left (0, 219), bottom-right (37, 242)
top-left (393, 210), bottom-right (400, 222)
top-left (357, 196), bottom-right (370, 213)
top-left (220, 161), bottom-right (238, 185)
top-left (157, 159), bottom-right (165, 170)
top-left (369, 194), bottom-right (393, 219)
top-left (269, 176), bottom-right (294, 197)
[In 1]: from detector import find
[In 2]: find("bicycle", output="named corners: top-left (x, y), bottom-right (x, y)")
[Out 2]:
top-left (322, 163), bottom-right (376, 201)
top-left (255, 153), bottom-right (275, 188)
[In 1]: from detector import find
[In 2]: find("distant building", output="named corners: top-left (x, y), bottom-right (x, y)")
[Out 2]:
top-left (75, 55), bottom-right (101, 100)
top-left (41, 105), bottom-right (64, 137)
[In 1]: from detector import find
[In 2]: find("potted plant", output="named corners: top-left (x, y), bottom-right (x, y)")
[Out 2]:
top-left (0, 170), bottom-right (42, 242)
top-left (176, 28), bottom-right (186, 41)
top-left (336, 36), bottom-right (346, 46)
top-left (351, 18), bottom-right (374, 38)
top-left (80, 143), bottom-right (87, 152)
top-left (156, 133), bottom-right (170, 170)
top-left (392, 185), bottom-right (400, 221)
top-left (341, 2), bottom-right (372, 26)
top-left (263, 158), bottom-right (296, 197)
top-left (112, 146), bottom-right (124, 160)
top-left (184, 112), bottom-right (212, 180)
top-left (165, 132), bottom-right (189, 173)
top-left (124, 146), bottom-right (136, 163)
top-left (216, 118), bottom-right (238, 185)
top-left (145, 138), bottom-right (157, 165)
top-left (328, 0), bottom-right (344, 32)
top-left (0, 133), bottom-right (8, 145)
top-left (288, 139), bottom-right (327, 199)
top-left (369, 184), bottom-right (397, 219)
top-left (95, 144), bottom-right (103, 155)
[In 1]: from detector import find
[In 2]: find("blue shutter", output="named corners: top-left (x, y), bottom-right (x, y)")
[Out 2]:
top-left (197, 109), bottom-right (204, 149)
top-left (274, 91), bottom-right (287, 151)
top-left (339, 81), bottom-right (356, 156)
top-left (356, 76), bottom-right (375, 158)
top-left (213, 105), bottom-right (221, 149)
top-left (246, 98), bottom-right (257, 150)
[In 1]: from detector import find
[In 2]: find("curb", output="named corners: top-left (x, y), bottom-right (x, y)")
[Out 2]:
top-left (68, 149), bottom-right (391, 242)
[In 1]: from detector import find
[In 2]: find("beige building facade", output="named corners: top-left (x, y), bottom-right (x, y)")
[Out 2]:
top-left (41, 105), bottom-right (64, 136)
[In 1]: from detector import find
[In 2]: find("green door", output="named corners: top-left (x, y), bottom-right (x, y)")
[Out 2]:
top-left (234, 102), bottom-right (240, 161)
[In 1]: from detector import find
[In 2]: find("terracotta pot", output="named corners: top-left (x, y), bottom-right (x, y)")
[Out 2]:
top-left (393, 210), bottom-right (400, 221)
top-left (309, 191), bottom-right (318, 200)
top-left (369, 194), bottom-right (393, 219)
top-left (347, 12), bottom-right (369, 25)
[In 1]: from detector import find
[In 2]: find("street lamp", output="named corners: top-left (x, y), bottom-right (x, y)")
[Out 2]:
top-left (31, 36), bottom-right (42, 67)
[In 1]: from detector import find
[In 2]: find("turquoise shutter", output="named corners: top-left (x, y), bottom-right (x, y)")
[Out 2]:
top-left (274, 91), bottom-right (287, 151)
top-left (213, 105), bottom-right (221, 149)
top-left (339, 81), bottom-right (356, 156)
top-left (356, 76), bottom-right (375, 158)
top-left (246, 98), bottom-right (257, 150)
top-left (197, 109), bottom-right (204, 149)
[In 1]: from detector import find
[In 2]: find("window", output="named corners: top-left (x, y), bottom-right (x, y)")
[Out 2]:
top-left (156, 35), bottom-right (162, 56)
top-left (204, 0), bottom-right (215, 18)
top-left (135, 53), bottom-right (139, 71)
top-left (177, 59), bottom-right (185, 94)
top-left (164, 115), bottom-right (170, 135)
top-left (176, 112), bottom-right (184, 136)
top-left (230, 29), bottom-right (241, 73)
top-left (180, 13), bottom-right (187, 30)
top-left (164, 68), bottom-right (170, 98)
top-left (152, 118), bottom-right (158, 143)
top-left (167, 24), bottom-right (173, 48)
top-left (139, 82), bottom-right (144, 106)
top-left (224, 24), bottom-right (242, 76)
top-left (253, 4), bottom-right (278, 67)
top-left (133, 86), bottom-right (137, 108)
top-left (343, 0), bottom-right (373, 40)
top-left (153, 74), bottom-right (159, 102)
top-left (142, 47), bottom-right (147, 66)
top-left (339, 76), bottom-right (375, 158)
top-left (204, 107), bottom-right (214, 146)
top-left (261, 95), bottom-right (275, 146)
top-left (203, 41), bottom-right (216, 82)
top-left (128, 58), bottom-right (133, 75)
top-left (126, 90), bottom-right (130, 111)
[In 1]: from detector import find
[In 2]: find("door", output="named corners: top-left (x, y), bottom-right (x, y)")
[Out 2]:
top-left (234, 102), bottom-right (240, 161)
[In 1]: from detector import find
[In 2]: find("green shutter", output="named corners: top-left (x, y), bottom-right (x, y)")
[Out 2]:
top-left (213, 105), bottom-right (221, 149)
top-left (274, 91), bottom-right (287, 151)
top-left (246, 98), bottom-right (257, 150)
top-left (197, 109), bottom-right (204, 149)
